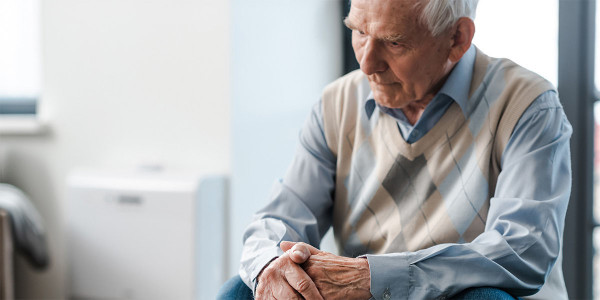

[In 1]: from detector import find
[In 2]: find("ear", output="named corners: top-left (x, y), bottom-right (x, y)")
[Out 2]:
top-left (448, 17), bottom-right (475, 63)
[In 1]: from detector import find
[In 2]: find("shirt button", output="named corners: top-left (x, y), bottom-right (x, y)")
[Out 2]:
top-left (383, 288), bottom-right (391, 300)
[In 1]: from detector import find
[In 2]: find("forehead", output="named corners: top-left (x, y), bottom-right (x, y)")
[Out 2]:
top-left (348, 0), bottom-right (424, 36)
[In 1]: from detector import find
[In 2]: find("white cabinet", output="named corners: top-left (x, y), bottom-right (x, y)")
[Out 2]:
top-left (66, 169), bottom-right (227, 300)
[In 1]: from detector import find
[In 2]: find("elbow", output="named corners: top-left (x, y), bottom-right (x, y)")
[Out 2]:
top-left (508, 239), bottom-right (561, 296)
top-left (508, 259), bottom-right (555, 297)
top-left (504, 262), bottom-right (549, 297)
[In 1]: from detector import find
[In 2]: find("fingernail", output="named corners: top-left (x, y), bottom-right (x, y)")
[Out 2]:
top-left (293, 250), bottom-right (307, 260)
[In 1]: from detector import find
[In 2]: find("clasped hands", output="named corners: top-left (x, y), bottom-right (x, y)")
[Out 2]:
top-left (255, 241), bottom-right (372, 300)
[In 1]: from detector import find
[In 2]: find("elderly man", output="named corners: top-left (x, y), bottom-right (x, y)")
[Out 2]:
top-left (219, 0), bottom-right (571, 299)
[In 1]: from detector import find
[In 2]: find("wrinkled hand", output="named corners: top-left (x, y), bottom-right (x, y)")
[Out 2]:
top-left (255, 242), bottom-right (324, 300)
top-left (285, 242), bottom-right (372, 300)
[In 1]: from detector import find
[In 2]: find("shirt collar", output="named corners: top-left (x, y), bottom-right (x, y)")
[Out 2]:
top-left (364, 44), bottom-right (476, 118)
top-left (437, 44), bottom-right (475, 114)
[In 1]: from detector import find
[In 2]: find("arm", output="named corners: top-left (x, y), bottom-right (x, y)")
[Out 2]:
top-left (239, 100), bottom-right (337, 295)
top-left (362, 90), bottom-right (572, 299)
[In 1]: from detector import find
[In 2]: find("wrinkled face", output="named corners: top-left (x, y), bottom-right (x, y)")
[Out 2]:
top-left (345, 0), bottom-right (454, 108)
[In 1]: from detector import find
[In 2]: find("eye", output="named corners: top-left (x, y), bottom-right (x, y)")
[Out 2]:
top-left (356, 29), bottom-right (366, 35)
top-left (387, 41), bottom-right (403, 49)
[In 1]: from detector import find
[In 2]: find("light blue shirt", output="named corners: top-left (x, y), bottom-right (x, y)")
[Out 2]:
top-left (239, 46), bottom-right (572, 299)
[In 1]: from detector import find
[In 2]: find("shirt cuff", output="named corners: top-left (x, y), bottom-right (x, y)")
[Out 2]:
top-left (366, 253), bottom-right (410, 300)
top-left (249, 247), bottom-right (284, 295)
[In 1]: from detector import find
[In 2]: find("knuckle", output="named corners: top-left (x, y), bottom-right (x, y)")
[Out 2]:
top-left (296, 242), bottom-right (308, 248)
top-left (282, 256), bottom-right (295, 266)
top-left (295, 278), bottom-right (312, 293)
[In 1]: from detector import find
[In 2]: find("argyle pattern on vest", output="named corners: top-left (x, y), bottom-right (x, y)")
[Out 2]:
top-left (321, 50), bottom-right (554, 257)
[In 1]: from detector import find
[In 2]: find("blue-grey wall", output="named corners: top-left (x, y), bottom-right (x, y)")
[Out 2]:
top-left (230, 0), bottom-right (343, 277)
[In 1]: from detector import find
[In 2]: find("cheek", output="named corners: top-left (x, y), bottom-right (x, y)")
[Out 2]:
top-left (388, 58), bottom-right (416, 81)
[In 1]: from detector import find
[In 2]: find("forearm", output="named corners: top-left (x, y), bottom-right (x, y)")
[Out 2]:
top-left (367, 224), bottom-right (559, 299)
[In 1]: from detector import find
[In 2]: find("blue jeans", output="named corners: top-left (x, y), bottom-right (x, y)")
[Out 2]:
top-left (217, 276), bottom-right (253, 300)
top-left (217, 275), bottom-right (519, 300)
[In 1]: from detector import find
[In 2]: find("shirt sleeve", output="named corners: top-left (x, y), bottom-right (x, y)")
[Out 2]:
top-left (238, 100), bottom-right (337, 293)
top-left (365, 90), bottom-right (573, 299)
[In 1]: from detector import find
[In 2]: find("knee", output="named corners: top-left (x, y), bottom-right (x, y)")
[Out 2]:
top-left (217, 275), bottom-right (253, 300)
top-left (452, 287), bottom-right (518, 300)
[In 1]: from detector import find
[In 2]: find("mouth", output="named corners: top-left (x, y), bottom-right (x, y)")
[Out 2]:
top-left (368, 76), bottom-right (397, 86)
top-left (370, 80), bottom-right (398, 87)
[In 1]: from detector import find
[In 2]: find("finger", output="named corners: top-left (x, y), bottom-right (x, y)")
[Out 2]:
top-left (295, 242), bottom-right (322, 255)
top-left (280, 241), bottom-right (322, 256)
top-left (284, 263), bottom-right (324, 300)
top-left (280, 241), bottom-right (296, 252)
top-left (288, 244), bottom-right (311, 264)
top-left (272, 280), bottom-right (302, 300)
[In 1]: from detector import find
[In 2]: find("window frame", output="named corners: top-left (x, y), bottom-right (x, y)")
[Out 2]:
top-left (0, 97), bottom-right (37, 115)
top-left (559, 1), bottom-right (595, 298)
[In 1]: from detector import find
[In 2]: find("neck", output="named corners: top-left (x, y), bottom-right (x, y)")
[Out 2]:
top-left (401, 101), bottom-right (428, 125)
top-left (402, 62), bottom-right (457, 125)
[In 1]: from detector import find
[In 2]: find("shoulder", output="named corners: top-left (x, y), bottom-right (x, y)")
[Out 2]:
top-left (320, 70), bottom-right (370, 156)
top-left (323, 69), bottom-right (368, 92)
top-left (322, 70), bottom-right (370, 108)
top-left (517, 90), bottom-right (569, 131)
top-left (480, 51), bottom-right (555, 100)
top-left (321, 69), bottom-right (370, 124)
top-left (472, 50), bottom-right (557, 128)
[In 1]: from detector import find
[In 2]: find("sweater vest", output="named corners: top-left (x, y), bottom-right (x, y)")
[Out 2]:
top-left (320, 49), bottom-right (564, 298)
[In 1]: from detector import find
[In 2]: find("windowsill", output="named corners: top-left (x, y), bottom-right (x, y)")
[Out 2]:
top-left (0, 115), bottom-right (48, 135)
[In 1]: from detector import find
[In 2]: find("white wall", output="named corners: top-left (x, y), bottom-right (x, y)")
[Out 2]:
top-left (0, 0), bottom-right (230, 298)
top-left (0, 0), bottom-right (346, 296)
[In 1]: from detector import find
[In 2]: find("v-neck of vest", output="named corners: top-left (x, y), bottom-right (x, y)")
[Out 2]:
top-left (382, 101), bottom-right (463, 160)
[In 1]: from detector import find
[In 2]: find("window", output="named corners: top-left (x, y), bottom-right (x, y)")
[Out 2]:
top-left (473, 0), bottom-right (558, 86)
top-left (0, 0), bottom-right (41, 115)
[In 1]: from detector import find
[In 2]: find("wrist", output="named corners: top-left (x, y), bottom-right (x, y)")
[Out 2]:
top-left (256, 256), bottom-right (278, 288)
top-left (355, 257), bottom-right (372, 299)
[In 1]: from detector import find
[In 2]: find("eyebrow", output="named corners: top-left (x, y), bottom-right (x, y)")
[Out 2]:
top-left (343, 17), bottom-right (408, 44)
top-left (380, 33), bottom-right (408, 44)
top-left (343, 17), bottom-right (358, 30)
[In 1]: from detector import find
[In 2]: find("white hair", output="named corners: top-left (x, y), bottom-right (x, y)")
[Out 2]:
top-left (417, 0), bottom-right (479, 36)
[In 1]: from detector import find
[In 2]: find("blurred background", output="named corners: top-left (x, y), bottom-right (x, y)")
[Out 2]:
top-left (0, 0), bottom-right (596, 299)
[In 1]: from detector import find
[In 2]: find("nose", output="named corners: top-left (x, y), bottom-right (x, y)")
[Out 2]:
top-left (359, 39), bottom-right (388, 75)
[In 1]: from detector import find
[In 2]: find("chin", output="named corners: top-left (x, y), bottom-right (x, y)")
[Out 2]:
top-left (374, 95), bottom-right (407, 109)
top-left (375, 100), bottom-right (403, 109)
top-left (372, 87), bottom-right (413, 109)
